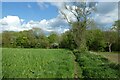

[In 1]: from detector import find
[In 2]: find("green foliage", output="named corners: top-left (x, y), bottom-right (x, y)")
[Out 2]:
top-left (59, 30), bottom-right (77, 50)
top-left (2, 48), bottom-right (74, 78)
top-left (35, 34), bottom-right (49, 48)
top-left (48, 32), bottom-right (60, 49)
top-left (112, 20), bottom-right (120, 31)
top-left (60, 2), bottom-right (97, 52)
top-left (50, 43), bottom-right (59, 49)
top-left (82, 67), bottom-right (118, 78)
top-left (2, 29), bottom-right (50, 48)
top-left (86, 29), bottom-right (106, 51)
top-left (1, 27), bottom-right (119, 52)
top-left (104, 31), bottom-right (119, 52)
top-left (73, 51), bottom-right (120, 78)
top-left (48, 32), bottom-right (59, 44)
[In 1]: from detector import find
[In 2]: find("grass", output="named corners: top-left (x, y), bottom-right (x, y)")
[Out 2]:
top-left (97, 52), bottom-right (120, 64)
top-left (0, 48), bottom-right (2, 79)
top-left (2, 48), bottom-right (75, 78)
top-left (73, 51), bottom-right (120, 78)
top-left (2, 48), bottom-right (120, 78)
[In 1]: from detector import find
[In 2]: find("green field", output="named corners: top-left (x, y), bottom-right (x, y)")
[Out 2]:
top-left (2, 48), bottom-right (120, 78)
top-left (2, 48), bottom-right (75, 78)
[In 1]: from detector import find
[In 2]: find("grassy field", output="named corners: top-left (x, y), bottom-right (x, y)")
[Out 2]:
top-left (97, 52), bottom-right (120, 64)
top-left (0, 48), bottom-right (2, 79)
top-left (2, 48), bottom-right (119, 78)
top-left (2, 48), bottom-right (75, 78)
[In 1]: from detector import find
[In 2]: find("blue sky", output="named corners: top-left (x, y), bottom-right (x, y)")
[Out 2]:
top-left (0, 1), bottom-right (118, 33)
top-left (2, 2), bottom-right (58, 22)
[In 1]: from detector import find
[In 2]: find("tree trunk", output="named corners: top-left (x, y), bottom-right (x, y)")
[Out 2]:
top-left (72, 22), bottom-right (87, 52)
top-left (108, 43), bottom-right (112, 52)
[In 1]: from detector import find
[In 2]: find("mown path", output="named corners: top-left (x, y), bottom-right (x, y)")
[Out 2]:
top-left (73, 54), bottom-right (82, 79)
top-left (74, 61), bottom-right (79, 79)
top-left (90, 51), bottom-right (120, 64)
top-left (99, 53), bottom-right (120, 64)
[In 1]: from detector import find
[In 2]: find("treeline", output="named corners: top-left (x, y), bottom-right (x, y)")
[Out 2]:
top-left (60, 29), bottom-right (119, 52)
top-left (1, 27), bottom-right (119, 52)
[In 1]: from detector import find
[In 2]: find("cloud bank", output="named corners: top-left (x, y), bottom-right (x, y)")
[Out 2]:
top-left (0, 15), bottom-right (69, 34)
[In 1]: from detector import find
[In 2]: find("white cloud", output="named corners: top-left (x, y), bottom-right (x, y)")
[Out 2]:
top-left (95, 14), bottom-right (114, 24)
top-left (1, 16), bottom-right (21, 26)
top-left (96, 2), bottom-right (117, 14)
top-left (94, 2), bottom-right (118, 28)
top-left (0, 16), bottom-right (32, 32)
top-left (51, 2), bottom-right (77, 22)
top-left (0, 15), bottom-right (69, 34)
top-left (36, 15), bottom-right (69, 33)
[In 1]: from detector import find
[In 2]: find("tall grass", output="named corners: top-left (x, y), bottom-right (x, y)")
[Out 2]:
top-left (2, 48), bottom-right (74, 78)
top-left (73, 50), bottom-right (120, 78)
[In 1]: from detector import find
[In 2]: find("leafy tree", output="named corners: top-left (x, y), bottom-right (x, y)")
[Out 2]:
top-left (112, 20), bottom-right (120, 32)
top-left (0, 33), bottom-right (2, 47)
top-left (102, 20), bottom-right (120, 52)
top-left (104, 31), bottom-right (118, 52)
top-left (86, 29), bottom-right (106, 51)
top-left (16, 31), bottom-right (30, 48)
top-left (35, 33), bottom-right (49, 48)
top-left (60, 1), bottom-right (97, 52)
top-left (48, 32), bottom-right (59, 44)
top-left (48, 32), bottom-right (60, 48)
top-left (59, 30), bottom-right (77, 50)
top-left (2, 31), bottom-right (17, 47)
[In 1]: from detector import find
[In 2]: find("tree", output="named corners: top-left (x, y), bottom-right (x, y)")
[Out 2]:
top-left (16, 31), bottom-right (30, 48)
top-left (48, 32), bottom-right (59, 44)
top-left (35, 33), bottom-right (49, 48)
top-left (112, 20), bottom-right (120, 32)
top-left (2, 31), bottom-right (16, 47)
top-left (59, 30), bottom-right (77, 50)
top-left (103, 20), bottom-right (120, 52)
top-left (60, 1), bottom-right (97, 52)
top-left (48, 32), bottom-right (60, 48)
top-left (86, 29), bottom-right (106, 51)
top-left (104, 31), bottom-right (118, 52)
top-left (0, 33), bottom-right (2, 47)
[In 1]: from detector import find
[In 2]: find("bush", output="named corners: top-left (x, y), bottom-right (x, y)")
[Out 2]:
top-left (73, 51), bottom-right (120, 78)
top-left (82, 67), bottom-right (119, 78)
top-left (50, 43), bottom-right (59, 49)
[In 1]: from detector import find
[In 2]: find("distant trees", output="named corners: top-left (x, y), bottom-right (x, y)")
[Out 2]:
top-left (1, 26), bottom-right (119, 52)
top-left (86, 29), bottom-right (106, 51)
top-left (112, 20), bottom-right (120, 32)
top-left (48, 32), bottom-right (60, 48)
top-left (103, 31), bottom-right (118, 52)
top-left (2, 28), bottom-right (59, 49)
top-left (1, 20), bottom-right (119, 52)
top-left (2, 31), bottom-right (17, 48)
top-left (48, 32), bottom-right (59, 44)
top-left (59, 30), bottom-right (77, 50)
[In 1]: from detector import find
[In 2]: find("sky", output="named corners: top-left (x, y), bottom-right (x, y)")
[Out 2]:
top-left (0, 1), bottom-right (119, 34)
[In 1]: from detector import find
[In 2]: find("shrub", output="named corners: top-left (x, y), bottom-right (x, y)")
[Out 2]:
top-left (50, 43), bottom-right (59, 49)
top-left (82, 67), bottom-right (119, 78)
top-left (73, 51), bottom-right (120, 78)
